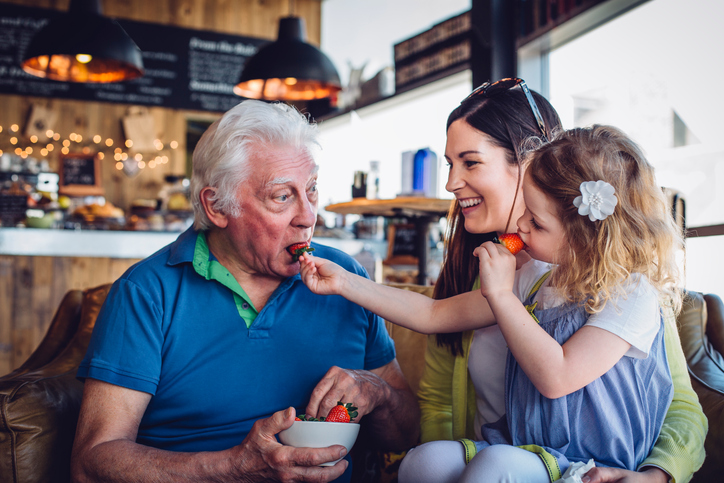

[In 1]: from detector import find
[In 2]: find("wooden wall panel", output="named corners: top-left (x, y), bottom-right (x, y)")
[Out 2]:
top-left (0, 255), bottom-right (141, 374)
top-left (0, 0), bottom-right (323, 209)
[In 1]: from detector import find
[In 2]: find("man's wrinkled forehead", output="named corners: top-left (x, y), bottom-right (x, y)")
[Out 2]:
top-left (266, 164), bottom-right (319, 188)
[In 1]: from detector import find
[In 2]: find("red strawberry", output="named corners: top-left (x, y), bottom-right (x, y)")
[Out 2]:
top-left (295, 417), bottom-right (302, 421)
top-left (287, 242), bottom-right (315, 262)
top-left (325, 401), bottom-right (358, 423)
top-left (494, 233), bottom-right (526, 255)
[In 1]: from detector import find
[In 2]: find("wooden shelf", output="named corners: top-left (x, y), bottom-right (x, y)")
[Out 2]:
top-left (324, 197), bottom-right (451, 218)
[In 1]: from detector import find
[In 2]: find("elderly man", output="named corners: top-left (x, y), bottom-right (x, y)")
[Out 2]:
top-left (71, 100), bottom-right (420, 482)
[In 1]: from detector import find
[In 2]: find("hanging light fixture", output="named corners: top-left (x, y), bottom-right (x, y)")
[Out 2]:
top-left (21, 0), bottom-right (144, 83)
top-left (234, 8), bottom-right (341, 101)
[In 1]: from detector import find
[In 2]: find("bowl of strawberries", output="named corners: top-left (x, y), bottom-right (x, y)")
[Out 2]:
top-left (278, 402), bottom-right (360, 466)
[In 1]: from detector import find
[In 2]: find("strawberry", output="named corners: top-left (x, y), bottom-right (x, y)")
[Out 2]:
top-left (287, 242), bottom-right (315, 262)
top-left (325, 401), bottom-right (358, 423)
top-left (493, 233), bottom-right (526, 255)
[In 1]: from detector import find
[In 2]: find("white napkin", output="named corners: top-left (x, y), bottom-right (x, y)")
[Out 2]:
top-left (553, 459), bottom-right (596, 483)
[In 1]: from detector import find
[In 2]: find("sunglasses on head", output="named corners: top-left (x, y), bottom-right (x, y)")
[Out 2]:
top-left (463, 77), bottom-right (549, 142)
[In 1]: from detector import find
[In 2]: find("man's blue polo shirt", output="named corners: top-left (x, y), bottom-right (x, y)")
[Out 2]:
top-left (77, 227), bottom-right (395, 456)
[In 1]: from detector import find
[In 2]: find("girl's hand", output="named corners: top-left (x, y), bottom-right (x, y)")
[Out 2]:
top-left (473, 241), bottom-right (516, 299)
top-left (298, 254), bottom-right (346, 296)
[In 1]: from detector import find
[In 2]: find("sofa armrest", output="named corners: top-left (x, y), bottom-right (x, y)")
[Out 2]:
top-left (679, 291), bottom-right (724, 395)
top-left (0, 283), bottom-right (111, 483)
top-left (677, 291), bottom-right (724, 482)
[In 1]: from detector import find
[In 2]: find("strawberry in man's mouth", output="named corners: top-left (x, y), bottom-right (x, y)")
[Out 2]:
top-left (287, 242), bottom-right (314, 262)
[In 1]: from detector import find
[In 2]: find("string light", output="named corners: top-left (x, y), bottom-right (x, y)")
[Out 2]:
top-left (0, 121), bottom-right (183, 175)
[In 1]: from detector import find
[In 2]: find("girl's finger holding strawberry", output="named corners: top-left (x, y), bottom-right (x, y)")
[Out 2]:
top-left (476, 241), bottom-right (516, 298)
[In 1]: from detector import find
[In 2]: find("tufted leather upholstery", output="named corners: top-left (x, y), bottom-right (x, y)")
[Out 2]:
top-left (677, 292), bottom-right (724, 482)
top-left (0, 284), bottom-right (110, 483)
top-left (0, 284), bottom-right (721, 483)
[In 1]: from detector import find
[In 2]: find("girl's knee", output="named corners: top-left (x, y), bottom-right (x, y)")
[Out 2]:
top-left (398, 441), bottom-right (467, 483)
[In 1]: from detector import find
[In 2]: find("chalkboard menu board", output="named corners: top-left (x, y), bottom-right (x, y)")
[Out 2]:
top-left (0, 3), bottom-right (268, 112)
top-left (385, 223), bottom-right (419, 266)
top-left (59, 153), bottom-right (103, 196)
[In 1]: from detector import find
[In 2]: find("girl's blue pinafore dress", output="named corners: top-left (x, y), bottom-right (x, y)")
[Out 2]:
top-left (470, 275), bottom-right (673, 481)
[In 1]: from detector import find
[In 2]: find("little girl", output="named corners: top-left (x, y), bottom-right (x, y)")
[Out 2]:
top-left (299, 125), bottom-right (681, 482)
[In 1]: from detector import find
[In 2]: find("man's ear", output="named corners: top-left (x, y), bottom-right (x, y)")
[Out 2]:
top-left (200, 187), bottom-right (228, 228)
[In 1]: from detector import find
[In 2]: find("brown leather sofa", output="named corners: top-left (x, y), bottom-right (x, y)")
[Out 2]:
top-left (0, 284), bottom-right (721, 483)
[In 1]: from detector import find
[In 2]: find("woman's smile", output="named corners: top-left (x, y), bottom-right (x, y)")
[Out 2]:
top-left (458, 197), bottom-right (483, 209)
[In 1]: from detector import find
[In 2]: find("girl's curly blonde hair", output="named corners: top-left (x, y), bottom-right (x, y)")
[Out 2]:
top-left (525, 125), bottom-right (683, 314)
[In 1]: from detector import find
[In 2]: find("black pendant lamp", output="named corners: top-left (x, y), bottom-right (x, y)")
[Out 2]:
top-left (21, 0), bottom-right (144, 83)
top-left (234, 16), bottom-right (341, 101)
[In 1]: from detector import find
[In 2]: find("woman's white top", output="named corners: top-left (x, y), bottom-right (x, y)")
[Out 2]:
top-left (469, 259), bottom-right (661, 439)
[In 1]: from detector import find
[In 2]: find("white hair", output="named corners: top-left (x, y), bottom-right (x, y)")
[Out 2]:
top-left (190, 100), bottom-right (320, 230)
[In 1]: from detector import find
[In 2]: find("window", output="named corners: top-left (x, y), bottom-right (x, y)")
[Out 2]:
top-left (545, 0), bottom-right (724, 294)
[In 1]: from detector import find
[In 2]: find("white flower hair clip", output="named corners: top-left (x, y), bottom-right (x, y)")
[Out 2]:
top-left (573, 180), bottom-right (617, 221)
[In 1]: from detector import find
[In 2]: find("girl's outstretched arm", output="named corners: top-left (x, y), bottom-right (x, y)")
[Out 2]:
top-left (298, 254), bottom-right (496, 334)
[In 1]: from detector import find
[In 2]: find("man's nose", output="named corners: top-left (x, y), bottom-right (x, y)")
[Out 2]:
top-left (295, 196), bottom-right (317, 228)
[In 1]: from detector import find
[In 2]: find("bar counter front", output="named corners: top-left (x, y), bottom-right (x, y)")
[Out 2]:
top-left (0, 228), bottom-right (179, 375)
top-left (0, 228), bottom-right (385, 375)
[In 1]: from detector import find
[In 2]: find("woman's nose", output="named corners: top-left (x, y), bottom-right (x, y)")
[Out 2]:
top-left (445, 165), bottom-right (464, 193)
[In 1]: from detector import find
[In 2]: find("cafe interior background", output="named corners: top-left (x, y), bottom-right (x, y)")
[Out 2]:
top-left (0, 0), bottom-right (722, 371)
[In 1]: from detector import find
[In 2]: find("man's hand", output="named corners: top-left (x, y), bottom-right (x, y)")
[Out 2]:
top-left (583, 467), bottom-right (669, 483)
top-left (233, 407), bottom-right (349, 482)
top-left (304, 362), bottom-right (420, 452)
top-left (305, 366), bottom-right (388, 421)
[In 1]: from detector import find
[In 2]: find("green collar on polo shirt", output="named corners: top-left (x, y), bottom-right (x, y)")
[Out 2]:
top-left (193, 231), bottom-right (258, 328)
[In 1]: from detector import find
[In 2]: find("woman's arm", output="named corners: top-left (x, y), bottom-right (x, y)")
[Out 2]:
top-left (299, 254), bottom-right (496, 334)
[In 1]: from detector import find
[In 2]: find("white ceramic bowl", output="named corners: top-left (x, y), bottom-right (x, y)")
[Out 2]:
top-left (278, 420), bottom-right (361, 466)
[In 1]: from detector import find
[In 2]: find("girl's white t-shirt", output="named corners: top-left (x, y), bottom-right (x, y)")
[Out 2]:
top-left (469, 259), bottom-right (661, 439)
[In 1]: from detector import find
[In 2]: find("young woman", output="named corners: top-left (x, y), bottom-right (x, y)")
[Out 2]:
top-left (299, 125), bottom-right (682, 480)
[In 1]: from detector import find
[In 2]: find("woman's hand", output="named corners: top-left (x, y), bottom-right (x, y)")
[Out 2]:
top-left (473, 241), bottom-right (517, 299)
top-left (298, 254), bottom-right (346, 296)
top-left (582, 467), bottom-right (670, 483)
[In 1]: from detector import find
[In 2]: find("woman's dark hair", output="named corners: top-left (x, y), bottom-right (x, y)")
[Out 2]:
top-left (433, 86), bottom-right (562, 356)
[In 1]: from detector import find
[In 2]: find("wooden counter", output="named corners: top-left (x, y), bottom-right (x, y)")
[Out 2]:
top-left (0, 229), bottom-right (386, 374)
top-left (0, 229), bottom-right (180, 374)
